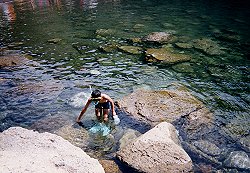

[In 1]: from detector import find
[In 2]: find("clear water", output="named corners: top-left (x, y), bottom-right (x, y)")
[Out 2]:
top-left (0, 0), bottom-right (249, 171)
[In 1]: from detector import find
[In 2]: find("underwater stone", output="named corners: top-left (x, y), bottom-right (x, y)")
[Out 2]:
top-left (145, 47), bottom-right (191, 65)
top-left (96, 29), bottom-right (116, 37)
top-left (224, 151), bottom-right (250, 170)
top-left (175, 42), bottom-right (193, 49)
top-left (192, 38), bottom-right (225, 56)
top-left (142, 32), bottom-right (173, 43)
top-left (172, 62), bottom-right (194, 73)
top-left (193, 140), bottom-right (221, 156)
top-left (118, 45), bottom-right (142, 55)
top-left (47, 38), bottom-right (62, 44)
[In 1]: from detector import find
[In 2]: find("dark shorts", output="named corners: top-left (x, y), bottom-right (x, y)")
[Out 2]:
top-left (95, 102), bottom-right (110, 109)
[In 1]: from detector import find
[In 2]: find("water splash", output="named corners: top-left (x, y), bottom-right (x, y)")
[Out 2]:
top-left (69, 91), bottom-right (90, 108)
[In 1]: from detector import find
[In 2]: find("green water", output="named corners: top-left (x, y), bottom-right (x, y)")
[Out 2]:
top-left (0, 0), bottom-right (249, 172)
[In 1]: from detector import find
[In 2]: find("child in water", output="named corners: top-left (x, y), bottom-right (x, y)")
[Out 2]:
top-left (76, 89), bottom-right (120, 124)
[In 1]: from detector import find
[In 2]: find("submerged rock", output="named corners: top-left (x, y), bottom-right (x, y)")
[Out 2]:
top-left (175, 42), bottom-right (193, 49)
top-left (172, 62), bottom-right (194, 73)
top-left (142, 32), bottom-right (173, 44)
top-left (0, 53), bottom-right (29, 67)
top-left (119, 128), bottom-right (141, 149)
top-left (117, 122), bottom-right (193, 173)
top-left (224, 151), bottom-right (250, 170)
top-left (0, 127), bottom-right (105, 173)
top-left (47, 38), bottom-right (62, 44)
top-left (96, 28), bottom-right (116, 37)
top-left (192, 38), bottom-right (225, 56)
top-left (145, 47), bottom-right (191, 65)
top-left (118, 45), bottom-right (142, 55)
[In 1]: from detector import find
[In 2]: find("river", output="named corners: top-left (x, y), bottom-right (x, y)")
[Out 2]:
top-left (0, 0), bottom-right (249, 172)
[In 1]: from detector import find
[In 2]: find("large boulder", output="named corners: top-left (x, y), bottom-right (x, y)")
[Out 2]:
top-left (116, 122), bottom-right (193, 173)
top-left (117, 89), bottom-right (213, 128)
top-left (0, 127), bottom-right (105, 173)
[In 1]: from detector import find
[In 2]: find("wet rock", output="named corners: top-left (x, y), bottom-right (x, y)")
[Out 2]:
top-left (224, 151), bottom-right (250, 170)
top-left (13, 79), bottom-right (64, 102)
top-left (96, 28), bottom-right (116, 37)
top-left (30, 114), bottom-right (72, 133)
top-left (99, 44), bottom-right (118, 53)
top-left (192, 38), bottom-right (225, 56)
top-left (117, 89), bottom-right (213, 127)
top-left (128, 37), bottom-right (142, 44)
top-left (145, 47), bottom-right (191, 65)
top-left (0, 127), bottom-right (105, 173)
top-left (47, 38), bottom-right (62, 44)
top-left (213, 29), bottom-right (241, 42)
top-left (222, 113), bottom-right (249, 140)
top-left (116, 122), bottom-right (193, 173)
top-left (132, 24), bottom-right (145, 33)
top-left (142, 32), bottom-right (173, 44)
top-left (172, 62), bottom-right (194, 73)
top-left (175, 42), bottom-right (193, 49)
top-left (7, 42), bottom-right (24, 48)
top-left (193, 140), bottom-right (222, 156)
top-left (0, 53), bottom-right (29, 68)
top-left (54, 124), bottom-right (89, 149)
top-left (99, 159), bottom-right (120, 173)
top-left (239, 136), bottom-right (250, 153)
top-left (118, 45), bottom-right (142, 55)
top-left (119, 128), bottom-right (141, 149)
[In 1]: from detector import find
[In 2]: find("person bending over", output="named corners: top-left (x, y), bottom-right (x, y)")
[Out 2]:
top-left (76, 89), bottom-right (120, 124)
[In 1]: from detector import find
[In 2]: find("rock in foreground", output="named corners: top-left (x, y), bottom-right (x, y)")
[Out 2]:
top-left (117, 122), bottom-right (193, 173)
top-left (0, 127), bottom-right (105, 173)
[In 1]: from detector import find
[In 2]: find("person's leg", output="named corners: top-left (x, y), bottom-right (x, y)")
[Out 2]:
top-left (95, 108), bottom-right (101, 121)
top-left (103, 109), bottom-right (109, 122)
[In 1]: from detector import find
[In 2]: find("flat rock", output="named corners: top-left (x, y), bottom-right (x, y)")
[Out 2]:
top-left (145, 48), bottom-right (191, 65)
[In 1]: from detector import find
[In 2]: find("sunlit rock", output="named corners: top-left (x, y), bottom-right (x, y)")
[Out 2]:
top-left (117, 122), bottom-right (193, 173)
top-left (0, 127), bottom-right (105, 173)
top-left (145, 47), bottom-right (191, 65)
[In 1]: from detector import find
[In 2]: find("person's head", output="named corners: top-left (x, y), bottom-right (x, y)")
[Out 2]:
top-left (91, 89), bottom-right (101, 99)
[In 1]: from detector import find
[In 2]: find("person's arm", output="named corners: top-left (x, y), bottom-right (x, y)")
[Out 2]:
top-left (76, 98), bottom-right (92, 122)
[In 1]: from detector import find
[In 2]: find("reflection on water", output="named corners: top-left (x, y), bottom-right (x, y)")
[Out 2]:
top-left (0, 0), bottom-right (250, 172)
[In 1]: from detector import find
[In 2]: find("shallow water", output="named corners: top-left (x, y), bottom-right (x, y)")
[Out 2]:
top-left (0, 0), bottom-right (250, 172)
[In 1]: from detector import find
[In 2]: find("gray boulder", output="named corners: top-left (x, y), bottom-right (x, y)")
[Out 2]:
top-left (0, 127), bottom-right (105, 173)
top-left (116, 122), bottom-right (193, 173)
top-left (117, 89), bottom-right (213, 127)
